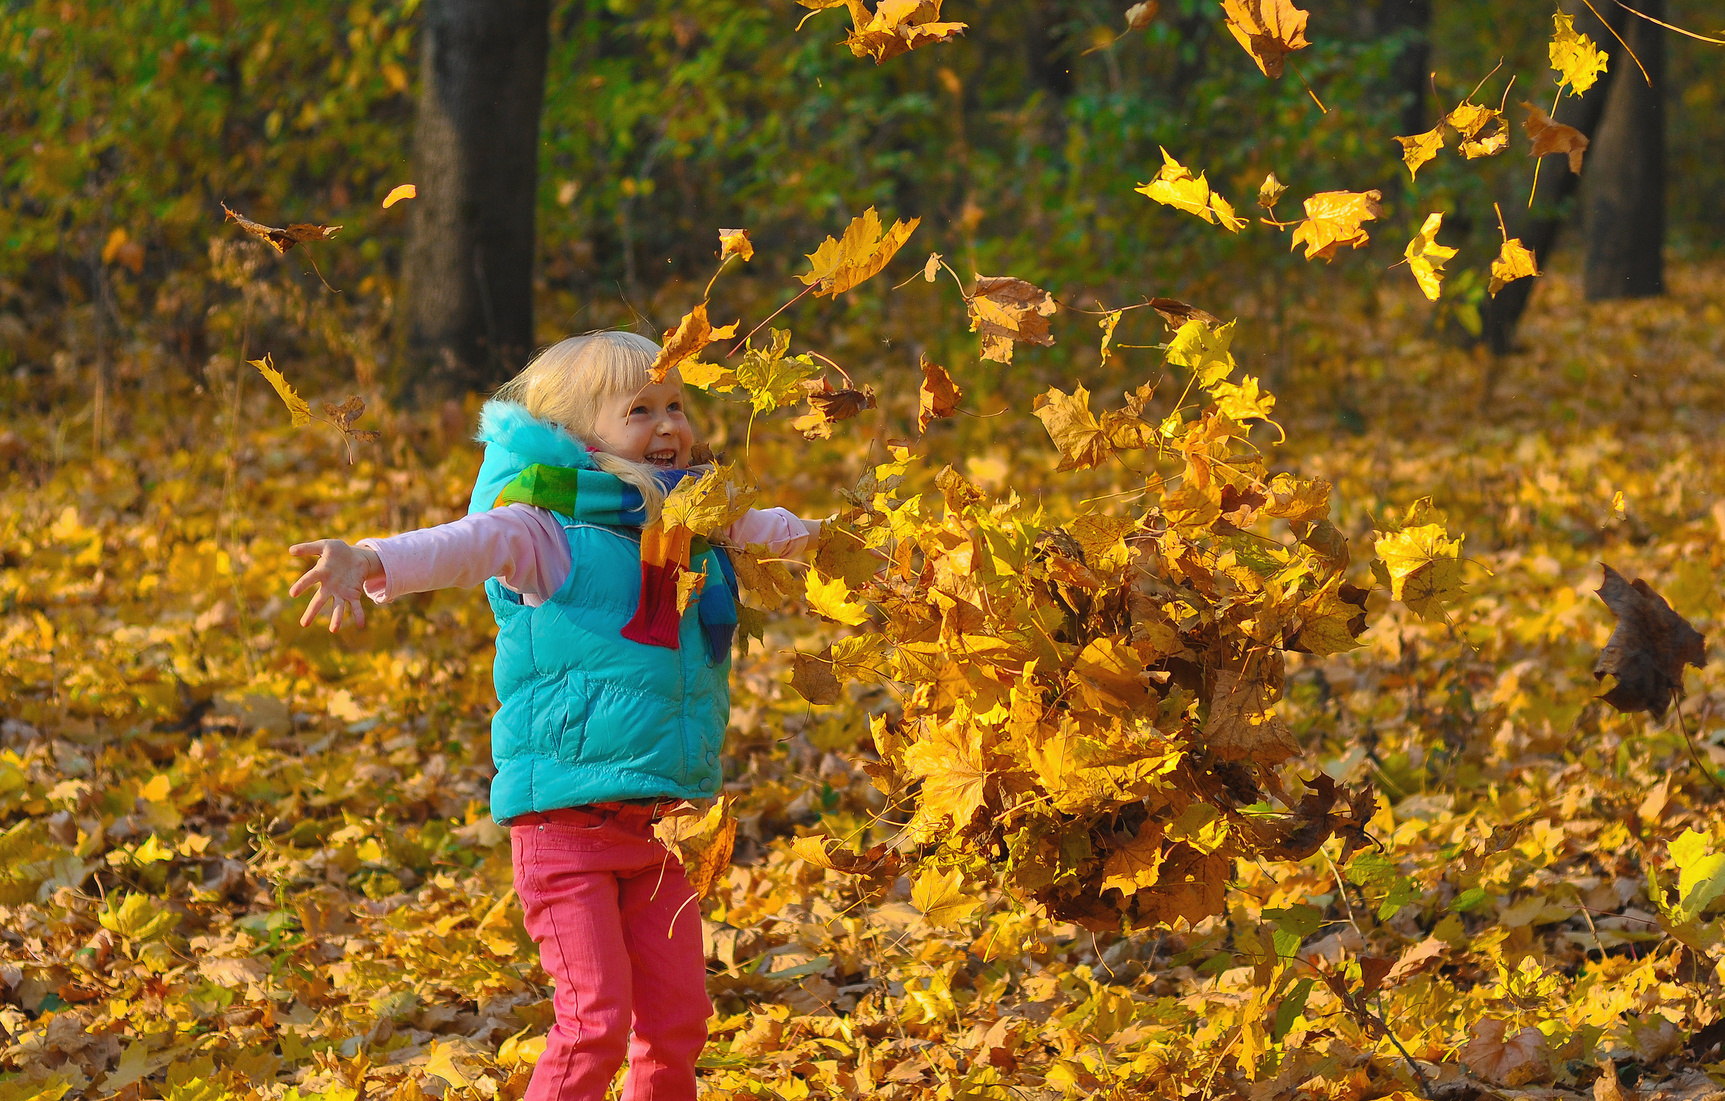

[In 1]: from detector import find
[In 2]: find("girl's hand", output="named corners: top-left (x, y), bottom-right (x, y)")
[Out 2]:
top-left (288, 540), bottom-right (382, 632)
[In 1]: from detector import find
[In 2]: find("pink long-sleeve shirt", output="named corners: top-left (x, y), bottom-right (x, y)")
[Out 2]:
top-left (359, 505), bottom-right (811, 607)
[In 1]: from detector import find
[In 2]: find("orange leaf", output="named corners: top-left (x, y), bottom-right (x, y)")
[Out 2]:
top-left (1221, 0), bottom-right (1311, 78)
top-left (1523, 102), bottom-right (1590, 173)
top-left (1288, 189), bottom-right (1382, 261)
top-left (917, 356), bottom-right (962, 432)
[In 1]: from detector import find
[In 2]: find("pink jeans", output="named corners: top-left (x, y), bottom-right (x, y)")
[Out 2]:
top-left (511, 810), bottom-right (711, 1101)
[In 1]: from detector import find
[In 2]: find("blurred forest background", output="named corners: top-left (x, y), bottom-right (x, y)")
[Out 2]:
top-left (3, 0), bottom-right (1721, 428)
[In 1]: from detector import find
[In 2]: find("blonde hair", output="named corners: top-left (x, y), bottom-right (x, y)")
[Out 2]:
top-left (492, 330), bottom-right (671, 520)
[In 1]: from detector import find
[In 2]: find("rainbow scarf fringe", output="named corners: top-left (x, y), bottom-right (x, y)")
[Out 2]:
top-left (494, 463), bottom-right (738, 663)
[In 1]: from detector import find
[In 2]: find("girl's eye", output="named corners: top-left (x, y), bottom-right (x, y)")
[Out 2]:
top-left (630, 406), bottom-right (649, 416)
top-left (668, 402), bottom-right (681, 412)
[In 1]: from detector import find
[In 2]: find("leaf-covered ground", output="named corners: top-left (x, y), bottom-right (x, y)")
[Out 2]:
top-left (4, 262), bottom-right (1725, 1101)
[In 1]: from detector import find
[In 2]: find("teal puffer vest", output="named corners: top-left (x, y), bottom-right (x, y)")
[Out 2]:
top-left (469, 401), bottom-right (731, 823)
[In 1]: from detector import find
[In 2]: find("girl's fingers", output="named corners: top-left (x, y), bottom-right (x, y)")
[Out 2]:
top-left (300, 588), bottom-right (327, 628)
top-left (288, 542), bottom-right (321, 558)
top-left (329, 600), bottom-right (344, 633)
top-left (288, 568), bottom-right (320, 599)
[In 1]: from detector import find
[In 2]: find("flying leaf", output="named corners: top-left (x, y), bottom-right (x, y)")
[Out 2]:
top-left (1448, 101), bottom-right (1508, 158)
top-left (1032, 386), bottom-right (1110, 472)
top-left (1135, 148), bottom-right (1247, 231)
top-left (1289, 578), bottom-right (1369, 655)
top-left (1403, 212), bottom-right (1457, 301)
top-left (1125, 1), bottom-right (1159, 31)
top-left (1257, 171), bottom-right (1288, 209)
top-left (661, 464), bottom-right (757, 537)
top-left (1149, 298), bottom-right (1222, 328)
top-left (799, 207), bottom-right (920, 296)
top-left (1289, 190), bottom-right (1382, 261)
top-left (1393, 127), bottom-right (1444, 180)
top-left (1374, 521), bottom-right (1464, 621)
top-left (1206, 666), bottom-right (1300, 763)
top-left (650, 302), bottom-right (739, 383)
top-left (1221, 0), bottom-right (1312, 78)
top-left (1523, 102), bottom-right (1590, 174)
top-left (250, 355), bottom-right (312, 428)
top-left (792, 378), bottom-right (876, 439)
top-left (735, 329), bottom-right (821, 414)
top-left (1592, 564), bottom-right (1706, 719)
top-left (790, 651), bottom-right (842, 705)
top-left (902, 720), bottom-right (990, 830)
top-left (381, 183), bottom-right (416, 208)
top-left (1550, 11), bottom-right (1609, 95)
top-left (1165, 318), bottom-right (1236, 388)
top-left (911, 866), bottom-right (982, 927)
top-left (806, 570), bottom-right (871, 626)
top-left (1488, 238), bottom-right (1540, 296)
top-left (967, 275), bottom-right (1057, 364)
top-left (918, 355), bottom-right (963, 432)
top-left (679, 359), bottom-right (740, 392)
top-left (653, 797), bottom-right (737, 899)
top-left (718, 227), bottom-right (754, 262)
top-left (841, 0), bottom-right (967, 63)
top-left (221, 203), bottom-right (341, 254)
top-left (1101, 822), bottom-right (1167, 895)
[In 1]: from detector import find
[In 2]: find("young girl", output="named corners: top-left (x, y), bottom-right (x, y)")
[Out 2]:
top-left (287, 331), bottom-right (819, 1101)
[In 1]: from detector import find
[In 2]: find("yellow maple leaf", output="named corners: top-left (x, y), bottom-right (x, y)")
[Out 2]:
top-left (1135, 148), bottom-right (1246, 231)
top-left (1289, 189), bottom-right (1383, 261)
top-left (902, 719), bottom-right (989, 831)
top-left (1375, 522), bottom-right (1465, 620)
top-left (381, 183), bottom-right (416, 208)
top-left (840, 0), bottom-right (966, 63)
top-left (653, 797), bottom-right (737, 898)
top-left (649, 302), bottom-right (738, 384)
top-left (911, 866), bottom-right (982, 927)
top-left (1164, 318), bottom-right (1237, 388)
top-left (250, 354), bottom-right (312, 427)
top-left (1393, 127), bottom-right (1444, 180)
top-left (1488, 237), bottom-right (1540, 296)
top-left (717, 227), bottom-right (754, 262)
top-left (1031, 385), bottom-right (1109, 472)
top-left (1206, 666), bottom-right (1300, 763)
top-left (1221, 0), bottom-right (1311, 78)
top-left (1403, 212), bottom-right (1457, 301)
top-left (805, 569), bottom-right (870, 626)
top-left (798, 207), bottom-right (920, 296)
top-left (1549, 11), bottom-right (1608, 95)
top-left (424, 1040), bottom-right (477, 1089)
top-left (1101, 822), bottom-right (1167, 895)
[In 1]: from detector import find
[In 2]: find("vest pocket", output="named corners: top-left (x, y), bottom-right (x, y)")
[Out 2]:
top-left (554, 670), bottom-right (592, 762)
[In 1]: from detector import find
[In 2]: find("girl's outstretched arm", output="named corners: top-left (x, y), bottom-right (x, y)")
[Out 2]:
top-left (289, 540), bottom-right (381, 632)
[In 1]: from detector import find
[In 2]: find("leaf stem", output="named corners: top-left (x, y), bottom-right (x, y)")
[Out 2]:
top-left (1673, 697), bottom-right (1725, 797)
top-left (727, 282), bottom-right (816, 358)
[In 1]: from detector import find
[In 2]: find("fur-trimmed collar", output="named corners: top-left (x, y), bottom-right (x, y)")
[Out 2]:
top-left (474, 400), bottom-right (595, 470)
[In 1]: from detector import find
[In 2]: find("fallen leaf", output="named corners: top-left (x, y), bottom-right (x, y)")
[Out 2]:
top-left (1289, 190), bottom-right (1382, 261)
top-left (250, 355), bottom-right (312, 428)
top-left (221, 203), bottom-right (341, 254)
top-left (799, 207), bottom-right (920, 296)
top-left (1221, 0), bottom-right (1312, 78)
top-left (1488, 237), bottom-right (1540, 296)
top-left (1403, 212), bottom-right (1457, 301)
top-left (918, 355), bottom-right (963, 431)
top-left (1592, 564), bottom-right (1706, 719)
top-left (967, 275), bottom-right (1057, 363)
top-left (1523, 102), bottom-right (1590, 174)
top-left (1459, 1019), bottom-right (1550, 1087)
top-left (381, 183), bottom-right (416, 208)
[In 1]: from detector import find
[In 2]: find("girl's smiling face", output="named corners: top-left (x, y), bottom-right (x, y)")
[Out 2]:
top-left (591, 376), bottom-right (694, 470)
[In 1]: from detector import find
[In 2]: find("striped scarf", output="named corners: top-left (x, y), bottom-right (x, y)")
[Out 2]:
top-left (493, 463), bottom-right (739, 664)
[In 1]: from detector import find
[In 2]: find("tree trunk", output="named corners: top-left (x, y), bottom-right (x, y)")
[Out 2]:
top-left (398, 0), bottom-right (551, 402)
top-left (1376, 0), bottom-right (1433, 139)
top-left (1482, 0), bottom-right (1629, 353)
top-left (1583, 0), bottom-right (1664, 300)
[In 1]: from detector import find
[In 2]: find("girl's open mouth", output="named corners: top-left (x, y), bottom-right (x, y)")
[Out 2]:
top-left (645, 450), bottom-right (677, 469)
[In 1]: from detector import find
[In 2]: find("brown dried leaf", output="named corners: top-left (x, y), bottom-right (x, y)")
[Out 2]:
top-left (1593, 564), bottom-right (1706, 719)
top-left (792, 379), bottom-right (877, 439)
top-left (1221, 0), bottom-right (1312, 78)
top-left (653, 798), bottom-right (736, 899)
top-left (918, 355), bottom-right (963, 432)
top-left (967, 275), bottom-right (1057, 364)
top-left (1460, 1019), bottom-right (1551, 1087)
top-left (1523, 102), bottom-right (1591, 174)
top-left (1205, 664), bottom-right (1299, 763)
top-left (222, 203), bottom-right (342, 254)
